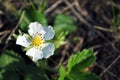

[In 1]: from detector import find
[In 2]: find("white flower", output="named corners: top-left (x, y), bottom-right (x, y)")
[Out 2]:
top-left (16, 22), bottom-right (55, 61)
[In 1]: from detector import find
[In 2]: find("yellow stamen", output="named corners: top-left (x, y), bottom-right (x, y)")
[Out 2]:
top-left (32, 35), bottom-right (44, 47)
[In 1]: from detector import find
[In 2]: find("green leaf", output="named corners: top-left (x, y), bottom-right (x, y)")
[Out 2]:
top-left (19, 10), bottom-right (31, 32)
top-left (58, 66), bottom-right (66, 80)
top-left (52, 31), bottom-right (67, 49)
top-left (39, 0), bottom-right (46, 13)
top-left (25, 8), bottom-right (47, 26)
top-left (69, 71), bottom-right (99, 80)
top-left (72, 55), bottom-right (96, 72)
top-left (67, 49), bottom-right (95, 72)
top-left (0, 50), bottom-right (46, 80)
top-left (53, 14), bottom-right (76, 49)
top-left (54, 14), bottom-right (77, 34)
top-left (57, 49), bottom-right (99, 80)
top-left (2, 60), bottom-right (46, 80)
top-left (20, 7), bottom-right (47, 32)
top-left (0, 50), bottom-right (19, 67)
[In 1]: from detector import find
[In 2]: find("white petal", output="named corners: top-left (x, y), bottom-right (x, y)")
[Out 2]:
top-left (42, 43), bottom-right (55, 58)
top-left (16, 34), bottom-right (30, 47)
top-left (26, 47), bottom-right (43, 61)
top-left (43, 26), bottom-right (55, 40)
top-left (28, 22), bottom-right (46, 36)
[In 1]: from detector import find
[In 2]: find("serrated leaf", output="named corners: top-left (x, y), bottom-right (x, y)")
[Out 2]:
top-left (54, 14), bottom-right (77, 34)
top-left (58, 66), bottom-right (66, 80)
top-left (0, 50), bottom-right (19, 67)
top-left (72, 55), bottom-right (96, 72)
top-left (67, 49), bottom-right (95, 72)
top-left (69, 71), bottom-right (99, 80)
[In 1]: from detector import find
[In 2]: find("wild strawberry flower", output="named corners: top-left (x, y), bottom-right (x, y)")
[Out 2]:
top-left (16, 22), bottom-right (55, 61)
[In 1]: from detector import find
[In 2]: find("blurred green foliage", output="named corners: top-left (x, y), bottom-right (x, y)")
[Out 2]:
top-left (54, 14), bottom-right (77, 34)
top-left (53, 14), bottom-right (77, 48)
top-left (0, 50), bottom-right (46, 80)
top-left (0, 50), bottom-right (19, 67)
top-left (20, 8), bottom-right (47, 32)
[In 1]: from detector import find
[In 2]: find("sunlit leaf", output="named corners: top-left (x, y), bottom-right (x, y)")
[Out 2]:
top-left (67, 49), bottom-right (95, 72)
top-left (72, 54), bottom-right (96, 72)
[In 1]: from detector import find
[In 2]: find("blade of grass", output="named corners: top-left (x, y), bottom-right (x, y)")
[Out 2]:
top-left (29, 0), bottom-right (36, 10)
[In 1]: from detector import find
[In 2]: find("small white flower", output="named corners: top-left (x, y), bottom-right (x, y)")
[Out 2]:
top-left (16, 22), bottom-right (55, 61)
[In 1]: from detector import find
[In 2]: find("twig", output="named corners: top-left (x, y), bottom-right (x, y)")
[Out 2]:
top-left (0, 34), bottom-right (8, 44)
top-left (0, 30), bottom-right (11, 36)
top-left (5, 11), bottom-right (25, 44)
top-left (96, 62), bottom-right (120, 79)
top-left (45, 0), bottom-right (63, 14)
top-left (0, 23), bottom-right (3, 29)
top-left (106, 1), bottom-right (120, 10)
top-left (74, 0), bottom-right (88, 16)
top-left (55, 42), bottom-right (70, 69)
top-left (64, 0), bottom-right (90, 26)
top-left (64, 0), bottom-right (110, 42)
top-left (100, 55), bottom-right (120, 78)
top-left (63, 1), bottom-right (76, 12)
top-left (73, 36), bottom-right (83, 53)
top-left (94, 26), bottom-right (113, 32)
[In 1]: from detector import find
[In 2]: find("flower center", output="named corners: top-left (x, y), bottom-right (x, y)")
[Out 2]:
top-left (32, 35), bottom-right (44, 47)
